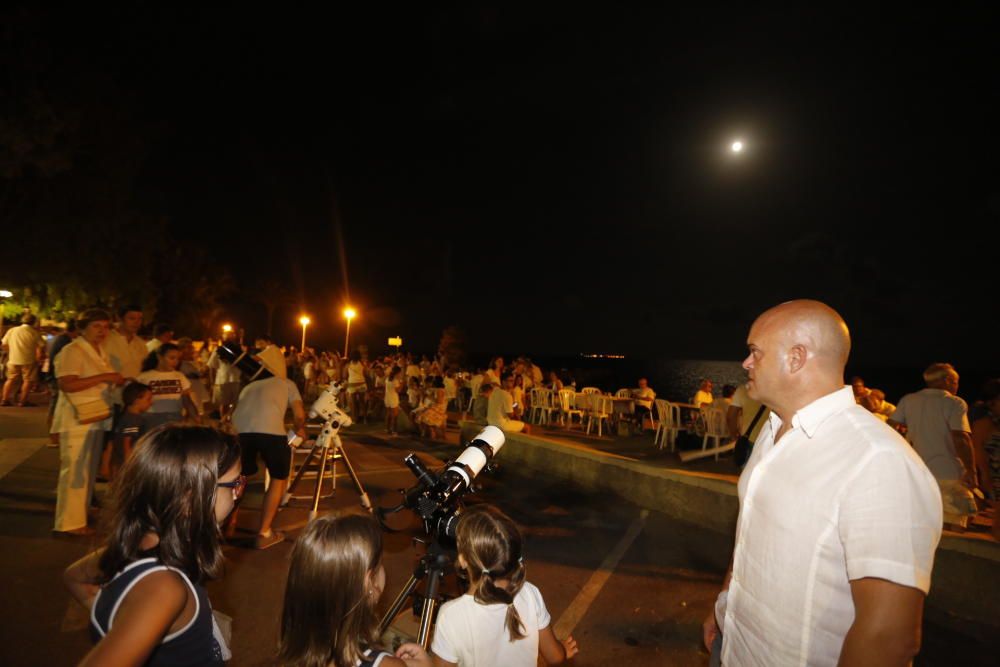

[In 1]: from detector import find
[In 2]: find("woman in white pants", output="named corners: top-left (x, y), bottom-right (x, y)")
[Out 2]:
top-left (52, 309), bottom-right (124, 535)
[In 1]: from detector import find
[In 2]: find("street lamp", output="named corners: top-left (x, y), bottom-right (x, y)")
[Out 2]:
top-left (342, 307), bottom-right (357, 357)
top-left (299, 315), bottom-right (311, 352)
top-left (730, 139), bottom-right (745, 153)
top-left (222, 323), bottom-right (233, 334)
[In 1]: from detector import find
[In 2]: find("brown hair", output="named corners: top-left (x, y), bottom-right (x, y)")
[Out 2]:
top-left (97, 425), bottom-right (241, 583)
top-left (456, 504), bottom-right (527, 641)
top-left (279, 514), bottom-right (384, 667)
top-left (76, 308), bottom-right (111, 330)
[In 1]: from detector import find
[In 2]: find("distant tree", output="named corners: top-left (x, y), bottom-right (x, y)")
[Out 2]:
top-left (256, 278), bottom-right (293, 337)
top-left (438, 325), bottom-right (467, 369)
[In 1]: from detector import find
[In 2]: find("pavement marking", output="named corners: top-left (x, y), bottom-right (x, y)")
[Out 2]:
top-left (552, 508), bottom-right (649, 638)
top-left (0, 438), bottom-right (48, 480)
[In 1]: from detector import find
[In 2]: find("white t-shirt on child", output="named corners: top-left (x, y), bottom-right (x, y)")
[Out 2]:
top-left (431, 582), bottom-right (550, 667)
top-left (135, 370), bottom-right (191, 414)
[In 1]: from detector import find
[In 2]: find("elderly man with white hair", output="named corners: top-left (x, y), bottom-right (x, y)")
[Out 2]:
top-left (889, 362), bottom-right (977, 530)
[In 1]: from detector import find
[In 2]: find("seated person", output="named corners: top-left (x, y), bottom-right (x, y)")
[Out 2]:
top-left (861, 388), bottom-right (895, 421)
top-left (486, 374), bottom-right (530, 434)
top-left (711, 384), bottom-right (737, 413)
top-left (632, 378), bottom-right (656, 430)
top-left (691, 378), bottom-right (714, 407)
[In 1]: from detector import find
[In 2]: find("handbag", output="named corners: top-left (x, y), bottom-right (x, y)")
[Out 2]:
top-left (66, 391), bottom-right (112, 425)
top-left (734, 405), bottom-right (767, 468)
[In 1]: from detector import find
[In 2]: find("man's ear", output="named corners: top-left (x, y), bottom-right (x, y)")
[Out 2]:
top-left (787, 344), bottom-right (807, 374)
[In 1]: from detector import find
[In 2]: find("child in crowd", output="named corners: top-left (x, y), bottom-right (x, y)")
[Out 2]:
top-left (109, 381), bottom-right (152, 482)
top-left (431, 505), bottom-right (578, 667)
top-left (64, 425), bottom-right (243, 665)
top-left (136, 343), bottom-right (202, 430)
top-left (407, 377), bottom-right (423, 415)
top-left (279, 514), bottom-right (431, 667)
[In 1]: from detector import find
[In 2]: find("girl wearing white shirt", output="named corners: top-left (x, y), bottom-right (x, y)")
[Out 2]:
top-left (430, 505), bottom-right (578, 667)
top-left (384, 367), bottom-right (402, 435)
top-left (136, 343), bottom-right (201, 430)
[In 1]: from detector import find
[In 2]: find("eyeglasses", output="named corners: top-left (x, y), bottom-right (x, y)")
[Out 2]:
top-left (217, 475), bottom-right (247, 501)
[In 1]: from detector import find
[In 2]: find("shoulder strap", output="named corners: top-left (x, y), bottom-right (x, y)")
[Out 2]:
top-left (743, 406), bottom-right (767, 438)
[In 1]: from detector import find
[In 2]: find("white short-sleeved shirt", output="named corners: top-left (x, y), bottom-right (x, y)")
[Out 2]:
top-left (207, 349), bottom-right (242, 385)
top-left (135, 370), bottom-right (191, 415)
top-left (431, 582), bottom-right (551, 667)
top-left (2, 324), bottom-right (41, 365)
top-left (720, 386), bottom-right (942, 667)
top-left (633, 386), bottom-right (656, 409)
top-left (104, 330), bottom-right (148, 380)
top-left (692, 389), bottom-right (714, 407)
top-left (889, 388), bottom-right (971, 481)
top-left (53, 338), bottom-right (115, 432)
top-left (487, 388), bottom-right (515, 428)
top-left (232, 377), bottom-right (302, 436)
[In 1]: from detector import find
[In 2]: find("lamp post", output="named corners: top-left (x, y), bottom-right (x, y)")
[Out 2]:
top-left (299, 315), bottom-right (311, 353)
top-left (342, 307), bottom-right (356, 357)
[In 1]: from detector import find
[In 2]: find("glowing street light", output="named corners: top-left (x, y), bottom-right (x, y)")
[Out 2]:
top-left (222, 323), bottom-right (233, 333)
top-left (730, 140), bottom-right (744, 153)
top-left (299, 315), bottom-right (311, 352)
top-left (0, 290), bottom-right (12, 298)
top-left (342, 307), bottom-right (357, 357)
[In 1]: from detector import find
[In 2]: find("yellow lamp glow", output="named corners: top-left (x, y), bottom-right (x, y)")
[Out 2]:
top-left (222, 323), bottom-right (233, 333)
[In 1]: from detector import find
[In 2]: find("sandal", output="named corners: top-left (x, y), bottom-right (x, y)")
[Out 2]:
top-left (254, 530), bottom-right (286, 550)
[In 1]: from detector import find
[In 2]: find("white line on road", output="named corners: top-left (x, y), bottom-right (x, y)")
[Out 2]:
top-left (553, 508), bottom-right (649, 638)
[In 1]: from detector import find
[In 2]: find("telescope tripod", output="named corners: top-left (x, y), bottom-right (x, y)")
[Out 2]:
top-left (379, 540), bottom-right (455, 650)
top-left (284, 418), bottom-right (372, 517)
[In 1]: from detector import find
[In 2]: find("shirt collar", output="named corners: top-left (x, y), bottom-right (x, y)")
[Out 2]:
top-left (766, 386), bottom-right (856, 439)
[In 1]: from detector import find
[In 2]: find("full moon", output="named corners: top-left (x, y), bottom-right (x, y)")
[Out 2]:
top-left (731, 140), bottom-right (744, 153)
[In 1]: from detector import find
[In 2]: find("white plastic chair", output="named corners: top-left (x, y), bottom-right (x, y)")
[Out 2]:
top-left (581, 387), bottom-right (602, 395)
top-left (586, 395), bottom-right (613, 437)
top-left (615, 388), bottom-right (633, 398)
top-left (656, 400), bottom-right (684, 451)
top-left (558, 389), bottom-right (584, 429)
top-left (701, 406), bottom-right (734, 460)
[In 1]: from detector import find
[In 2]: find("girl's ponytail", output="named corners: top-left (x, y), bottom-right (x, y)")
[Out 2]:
top-left (457, 505), bottom-right (528, 642)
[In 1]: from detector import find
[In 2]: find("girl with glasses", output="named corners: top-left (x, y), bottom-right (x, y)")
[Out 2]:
top-left (64, 424), bottom-right (241, 666)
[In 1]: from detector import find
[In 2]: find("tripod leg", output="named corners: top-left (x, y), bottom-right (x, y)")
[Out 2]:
top-left (417, 566), bottom-right (442, 649)
top-left (333, 436), bottom-right (372, 511)
top-left (379, 573), bottom-right (422, 635)
top-left (309, 444), bottom-right (330, 520)
top-left (284, 440), bottom-right (320, 504)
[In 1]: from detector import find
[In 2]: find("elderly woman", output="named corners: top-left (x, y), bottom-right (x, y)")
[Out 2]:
top-left (52, 309), bottom-right (125, 535)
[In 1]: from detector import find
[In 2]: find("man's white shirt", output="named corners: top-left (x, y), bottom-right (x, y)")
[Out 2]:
top-left (720, 386), bottom-right (941, 666)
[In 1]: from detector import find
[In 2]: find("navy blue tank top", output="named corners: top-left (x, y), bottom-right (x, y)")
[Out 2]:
top-left (90, 558), bottom-right (225, 666)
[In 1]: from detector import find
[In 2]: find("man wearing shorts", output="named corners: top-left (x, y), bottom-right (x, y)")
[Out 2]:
top-left (2, 313), bottom-right (43, 407)
top-left (231, 346), bottom-right (305, 549)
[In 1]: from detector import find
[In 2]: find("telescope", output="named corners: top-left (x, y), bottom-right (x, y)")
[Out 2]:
top-left (215, 340), bottom-right (272, 380)
top-left (377, 425), bottom-right (504, 541)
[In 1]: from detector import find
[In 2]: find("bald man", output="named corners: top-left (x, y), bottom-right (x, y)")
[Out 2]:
top-left (704, 300), bottom-right (942, 667)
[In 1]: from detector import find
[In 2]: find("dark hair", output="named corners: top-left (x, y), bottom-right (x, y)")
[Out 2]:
top-left (350, 350), bottom-right (362, 363)
top-left (256, 334), bottom-right (273, 344)
top-left (389, 366), bottom-right (402, 381)
top-left (154, 323), bottom-right (173, 337)
top-left (722, 384), bottom-right (737, 399)
top-left (981, 378), bottom-right (1000, 403)
top-left (77, 308), bottom-right (111, 330)
top-left (142, 342), bottom-right (181, 372)
top-left (280, 514), bottom-right (384, 667)
top-left (97, 425), bottom-right (240, 583)
top-left (65, 319), bottom-right (78, 333)
top-left (481, 383), bottom-right (493, 393)
top-left (456, 505), bottom-right (527, 641)
top-left (122, 381), bottom-right (151, 408)
top-left (432, 376), bottom-right (445, 389)
top-left (118, 304), bottom-right (143, 318)
top-left (21, 313), bottom-right (37, 325)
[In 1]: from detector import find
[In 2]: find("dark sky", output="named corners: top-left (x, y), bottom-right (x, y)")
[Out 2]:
top-left (14, 5), bottom-right (1000, 367)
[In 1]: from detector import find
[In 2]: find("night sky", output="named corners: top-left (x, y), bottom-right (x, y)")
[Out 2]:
top-left (7, 5), bottom-right (1000, 368)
